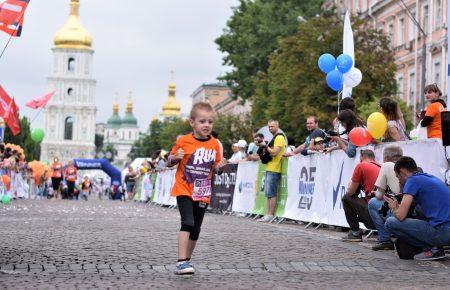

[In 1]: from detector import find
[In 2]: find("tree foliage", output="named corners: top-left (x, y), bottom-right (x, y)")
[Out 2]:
top-left (129, 118), bottom-right (191, 160)
top-left (215, 0), bottom-right (324, 100)
top-left (4, 116), bottom-right (40, 160)
top-left (252, 14), bottom-right (398, 144)
top-left (129, 114), bottom-right (254, 160)
top-left (213, 113), bottom-right (253, 158)
top-left (358, 98), bottom-right (413, 131)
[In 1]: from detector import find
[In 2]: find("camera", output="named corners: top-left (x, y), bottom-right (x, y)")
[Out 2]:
top-left (378, 186), bottom-right (402, 217)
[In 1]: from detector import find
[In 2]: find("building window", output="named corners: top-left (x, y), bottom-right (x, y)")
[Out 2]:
top-left (68, 58), bottom-right (75, 72)
top-left (67, 88), bottom-right (73, 96)
top-left (64, 117), bottom-right (73, 140)
top-left (423, 4), bottom-right (429, 34)
top-left (388, 20), bottom-right (394, 47)
top-left (397, 16), bottom-right (404, 45)
top-left (353, 0), bottom-right (360, 12)
top-left (409, 72), bottom-right (416, 106)
top-left (408, 7), bottom-right (416, 41)
top-left (434, 0), bottom-right (441, 30)
top-left (434, 61), bottom-right (441, 87)
top-left (361, 0), bottom-right (367, 12)
top-left (397, 75), bottom-right (404, 99)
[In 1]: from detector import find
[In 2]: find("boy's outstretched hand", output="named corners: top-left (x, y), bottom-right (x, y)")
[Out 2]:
top-left (173, 148), bottom-right (185, 161)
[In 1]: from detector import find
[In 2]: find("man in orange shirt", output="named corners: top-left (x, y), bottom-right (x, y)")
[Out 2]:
top-left (168, 102), bottom-right (226, 275)
top-left (421, 84), bottom-right (447, 139)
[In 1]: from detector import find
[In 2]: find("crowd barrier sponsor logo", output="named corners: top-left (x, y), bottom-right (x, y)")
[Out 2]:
top-left (332, 161), bottom-right (345, 209)
top-left (210, 164), bottom-right (237, 211)
top-left (298, 165), bottom-right (316, 210)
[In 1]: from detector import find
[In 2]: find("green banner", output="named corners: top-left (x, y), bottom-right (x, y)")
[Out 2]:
top-left (252, 158), bottom-right (288, 217)
top-left (133, 178), bottom-right (142, 201)
top-left (150, 173), bottom-right (157, 202)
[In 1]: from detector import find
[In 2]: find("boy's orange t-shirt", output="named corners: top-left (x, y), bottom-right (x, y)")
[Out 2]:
top-left (425, 101), bottom-right (446, 139)
top-left (170, 133), bottom-right (222, 203)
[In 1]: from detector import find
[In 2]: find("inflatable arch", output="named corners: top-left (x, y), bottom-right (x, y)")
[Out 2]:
top-left (73, 159), bottom-right (122, 186)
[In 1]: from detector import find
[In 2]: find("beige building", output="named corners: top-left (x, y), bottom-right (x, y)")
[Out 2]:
top-left (190, 83), bottom-right (251, 116)
top-left (324, 0), bottom-right (447, 115)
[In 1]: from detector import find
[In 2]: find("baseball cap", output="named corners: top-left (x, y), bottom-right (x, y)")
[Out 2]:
top-left (314, 137), bottom-right (324, 143)
top-left (237, 140), bottom-right (248, 148)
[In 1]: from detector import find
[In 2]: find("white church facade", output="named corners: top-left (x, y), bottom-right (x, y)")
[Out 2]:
top-left (40, 0), bottom-right (96, 163)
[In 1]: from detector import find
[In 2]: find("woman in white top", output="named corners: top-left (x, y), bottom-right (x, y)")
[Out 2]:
top-left (379, 97), bottom-right (408, 142)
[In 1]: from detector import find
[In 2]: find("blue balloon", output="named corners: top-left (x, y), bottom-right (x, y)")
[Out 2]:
top-left (336, 54), bottom-right (353, 73)
top-left (318, 53), bottom-right (336, 74)
top-left (326, 70), bottom-right (344, 92)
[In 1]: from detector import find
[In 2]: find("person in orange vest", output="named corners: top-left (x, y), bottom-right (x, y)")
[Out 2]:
top-left (64, 160), bottom-right (78, 200)
top-left (80, 175), bottom-right (92, 201)
top-left (51, 157), bottom-right (64, 199)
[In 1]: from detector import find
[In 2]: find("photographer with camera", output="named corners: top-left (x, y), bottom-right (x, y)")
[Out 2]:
top-left (284, 116), bottom-right (326, 157)
top-left (341, 149), bottom-right (380, 242)
top-left (247, 133), bottom-right (265, 161)
top-left (384, 157), bottom-right (450, 261)
top-left (367, 145), bottom-right (403, 251)
top-left (257, 120), bottom-right (286, 222)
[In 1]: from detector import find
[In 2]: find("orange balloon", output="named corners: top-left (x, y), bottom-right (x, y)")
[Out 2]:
top-left (2, 175), bottom-right (10, 185)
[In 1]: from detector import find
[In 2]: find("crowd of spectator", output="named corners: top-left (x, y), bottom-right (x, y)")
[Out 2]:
top-left (216, 83), bottom-right (449, 261)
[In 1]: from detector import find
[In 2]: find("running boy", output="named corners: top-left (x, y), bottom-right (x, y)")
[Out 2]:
top-left (168, 102), bottom-right (225, 275)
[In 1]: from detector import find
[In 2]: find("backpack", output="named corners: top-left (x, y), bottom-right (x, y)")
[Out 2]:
top-left (260, 133), bottom-right (285, 164)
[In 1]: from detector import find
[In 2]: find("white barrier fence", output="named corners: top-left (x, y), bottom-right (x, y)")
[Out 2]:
top-left (149, 139), bottom-right (449, 228)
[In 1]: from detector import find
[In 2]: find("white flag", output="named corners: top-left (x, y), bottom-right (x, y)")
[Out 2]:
top-left (342, 11), bottom-right (354, 99)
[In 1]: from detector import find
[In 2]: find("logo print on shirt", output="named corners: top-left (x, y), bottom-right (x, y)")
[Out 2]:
top-left (183, 147), bottom-right (217, 184)
top-left (192, 148), bottom-right (216, 165)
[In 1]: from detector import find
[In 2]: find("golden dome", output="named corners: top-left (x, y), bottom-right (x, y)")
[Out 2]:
top-left (126, 98), bottom-right (133, 113)
top-left (113, 102), bottom-right (119, 113)
top-left (54, 0), bottom-right (92, 50)
top-left (162, 81), bottom-right (181, 117)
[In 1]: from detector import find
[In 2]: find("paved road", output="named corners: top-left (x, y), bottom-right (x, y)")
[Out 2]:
top-left (0, 200), bottom-right (449, 289)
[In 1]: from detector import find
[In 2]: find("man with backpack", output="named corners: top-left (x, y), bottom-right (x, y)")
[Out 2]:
top-left (257, 120), bottom-right (286, 222)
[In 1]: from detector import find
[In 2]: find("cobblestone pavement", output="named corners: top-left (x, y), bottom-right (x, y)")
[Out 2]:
top-left (1, 200), bottom-right (450, 289)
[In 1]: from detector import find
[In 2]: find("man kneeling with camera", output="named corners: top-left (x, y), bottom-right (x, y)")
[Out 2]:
top-left (385, 157), bottom-right (450, 261)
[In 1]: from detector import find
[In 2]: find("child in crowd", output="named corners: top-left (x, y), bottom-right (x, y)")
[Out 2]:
top-left (167, 102), bottom-right (226, 275)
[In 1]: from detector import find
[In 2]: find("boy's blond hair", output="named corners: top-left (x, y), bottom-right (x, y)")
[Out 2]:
top-left (190, 102), bottom-right (215, 119)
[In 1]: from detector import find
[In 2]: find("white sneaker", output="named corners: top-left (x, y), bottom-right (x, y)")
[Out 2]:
top-left (257, 215), bottom-right (273, 222)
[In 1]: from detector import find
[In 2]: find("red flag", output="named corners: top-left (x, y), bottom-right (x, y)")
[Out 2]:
top-left (26, 90), bottom-right (55, 109)
top-left (0, 0), bottom-right (29, 37)
top-left (0, 85), bottom-right (20, 135)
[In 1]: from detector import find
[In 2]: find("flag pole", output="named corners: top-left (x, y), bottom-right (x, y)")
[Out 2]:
top-left (0, 9), bottom-right (26, 60)
top-left (29, 107), bottom-right (45, 125)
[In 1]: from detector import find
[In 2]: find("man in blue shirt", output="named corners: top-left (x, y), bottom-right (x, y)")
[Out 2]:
top-left (385, 156), bottom-right (450, 261)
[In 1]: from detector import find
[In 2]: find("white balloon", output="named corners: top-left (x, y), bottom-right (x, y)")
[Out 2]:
top-left (343, 68), bottom-right (362, 88)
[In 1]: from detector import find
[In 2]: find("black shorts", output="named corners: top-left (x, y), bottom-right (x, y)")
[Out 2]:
top-left (177, 196), bottom-right (207, 241)
top-left (51, 178), bottom-right (62, 191)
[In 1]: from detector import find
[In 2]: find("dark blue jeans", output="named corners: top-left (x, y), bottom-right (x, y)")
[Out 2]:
top-left (368, 197), bottom-right (391, 242)
top-left (385, 217), bottom-right (450, 249)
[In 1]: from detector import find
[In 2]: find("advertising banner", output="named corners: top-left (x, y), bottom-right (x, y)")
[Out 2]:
top-left (210, 164), bottom-right (237, 211)
top-left (232, 161), bottom-right (259, 214)
top-left (285, 139), bottom-right (448, 227)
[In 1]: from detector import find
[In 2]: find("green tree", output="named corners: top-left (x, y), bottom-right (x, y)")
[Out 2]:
top-left (215, 0), bottom-right (324, 100)
top-left (252, 14), bottom-right (397, 143)
top-left (213, 113), bottom-right (253, 158)
top-left (95, 133), bottom-right (104, 153)
top-left (129, 114), bottom-right (254, 160)
top-left (4, 116), bottom-right (40, 160)
top-left (358, 98), bottom-right (413, 131)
